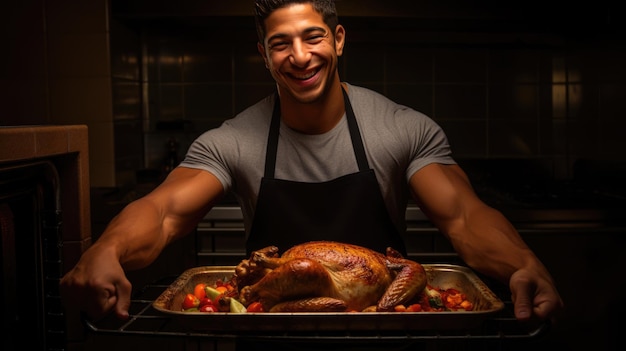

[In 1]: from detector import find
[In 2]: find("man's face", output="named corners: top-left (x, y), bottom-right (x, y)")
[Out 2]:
top-left (258, 3), bottom-right (345, 104)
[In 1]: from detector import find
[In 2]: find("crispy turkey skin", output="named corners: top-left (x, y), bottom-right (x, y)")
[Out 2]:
top-left (235, 241), bottom-right (427, 312)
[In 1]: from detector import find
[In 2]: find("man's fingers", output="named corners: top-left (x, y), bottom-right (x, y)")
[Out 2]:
top-left (509, 270), bottom-right (534, 321)
top-left (113, 278), bottom-right (132, 320)
top-left (512, 291), bottom-right (533, 321)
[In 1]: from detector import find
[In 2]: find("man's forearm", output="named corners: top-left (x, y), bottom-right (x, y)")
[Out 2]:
top-left (446, 206), bottom-right (539, 284)
top-left (94, 198), bottom-right (171, 270)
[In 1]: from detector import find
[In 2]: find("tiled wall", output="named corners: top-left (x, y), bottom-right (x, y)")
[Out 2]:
top-left (132, 18), bottom-right (626, 181)
top-left (1, 0), bottom-right (118, 188)
top-left (109, 17), bottom-right (144, 186)
top-left (139, 31), bottom-right (275, 172)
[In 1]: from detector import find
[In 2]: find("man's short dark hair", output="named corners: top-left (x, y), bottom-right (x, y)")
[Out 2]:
top-left (254, 0), bottom-right (339, 44)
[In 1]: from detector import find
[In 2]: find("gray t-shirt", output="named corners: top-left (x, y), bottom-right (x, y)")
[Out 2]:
top-left (180, 83), bottom-right (455, 237)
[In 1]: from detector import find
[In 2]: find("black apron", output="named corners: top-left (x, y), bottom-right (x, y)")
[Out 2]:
top-left (246, 88), bottom-right (406, 256)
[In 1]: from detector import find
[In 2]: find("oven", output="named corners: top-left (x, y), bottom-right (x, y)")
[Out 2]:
top-left (0, 125), bottom-right (91, 351)
top-left (1, 161), bottom-right (64, 350)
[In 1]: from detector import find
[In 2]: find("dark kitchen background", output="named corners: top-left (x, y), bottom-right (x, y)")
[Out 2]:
top-left (1, 0), bottom-right (626, 351)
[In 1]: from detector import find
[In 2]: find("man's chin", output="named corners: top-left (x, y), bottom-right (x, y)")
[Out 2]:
top-left (283, 85), bottom-right (324, 104)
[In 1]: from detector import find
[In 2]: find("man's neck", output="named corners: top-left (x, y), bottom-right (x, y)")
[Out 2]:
top-left (278, 81), bottom-right (346, 135)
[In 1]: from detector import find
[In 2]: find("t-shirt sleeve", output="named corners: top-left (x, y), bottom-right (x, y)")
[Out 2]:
top-left (402, 108), bottom-right (456, 181)
top-left (179, 125), bottom-right (236, 192)
top-left (178, 95), bottom-right (273, 198)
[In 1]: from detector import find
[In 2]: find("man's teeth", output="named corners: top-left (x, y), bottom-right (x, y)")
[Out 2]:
top-left (293, 70), bottom-right (317, 80)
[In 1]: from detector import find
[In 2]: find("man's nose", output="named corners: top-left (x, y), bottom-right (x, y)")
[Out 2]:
top-left (289, 41), bottom-right (311, 67)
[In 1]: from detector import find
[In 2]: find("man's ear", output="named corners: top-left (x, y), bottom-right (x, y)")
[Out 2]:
top-left (334, 25), bottom-right (346, 56)
top-left (257, 42), bottom-right (269, 68)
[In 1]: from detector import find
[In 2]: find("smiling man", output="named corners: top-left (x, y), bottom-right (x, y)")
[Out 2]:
top-left (60, 1), bottom-right (563, 346)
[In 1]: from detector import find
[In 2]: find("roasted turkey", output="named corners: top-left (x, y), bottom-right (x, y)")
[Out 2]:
top-left (235, 241), bottom-right (427, 312)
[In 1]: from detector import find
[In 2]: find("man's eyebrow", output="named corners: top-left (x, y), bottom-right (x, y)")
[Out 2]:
top-left (303, 26), bottom-right (328, 35)
top-left (267, 26), bottom-right (328, 42)
top-left (267, 33), bottom-right (289, 43)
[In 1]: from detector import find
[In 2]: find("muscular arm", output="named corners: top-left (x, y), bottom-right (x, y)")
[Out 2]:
top-left (409, 163), bottom-right (563, 321)
top-left (410, 163), bottom-right (539, 281)
top-left (96, 167), bottom-right (224, 269)
top-left (60, 167), bottom-right (224, 320)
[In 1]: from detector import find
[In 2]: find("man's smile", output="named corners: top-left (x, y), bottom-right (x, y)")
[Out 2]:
top-left (288, 67), bottom-right (321, 80)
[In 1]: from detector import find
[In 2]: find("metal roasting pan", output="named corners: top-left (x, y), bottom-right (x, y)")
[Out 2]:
top-left (152, 264), bottom-right (505, 331)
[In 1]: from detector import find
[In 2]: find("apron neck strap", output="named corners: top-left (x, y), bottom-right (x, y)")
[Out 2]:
top-left (264, 87), bottom-right (370, 178)
top-left (342, 87), bottom-right (369, 171)
top-left (264, 94), bottom-right (282, 178)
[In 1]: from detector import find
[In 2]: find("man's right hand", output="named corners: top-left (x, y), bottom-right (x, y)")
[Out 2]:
top-left (59, 246), bottom-right (132, 321)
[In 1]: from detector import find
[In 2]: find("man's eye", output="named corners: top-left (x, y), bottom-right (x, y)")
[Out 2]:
top-left (269, 42), bottom-right (288, 50)
top-left (306, 34), bottom-right (326, 43)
